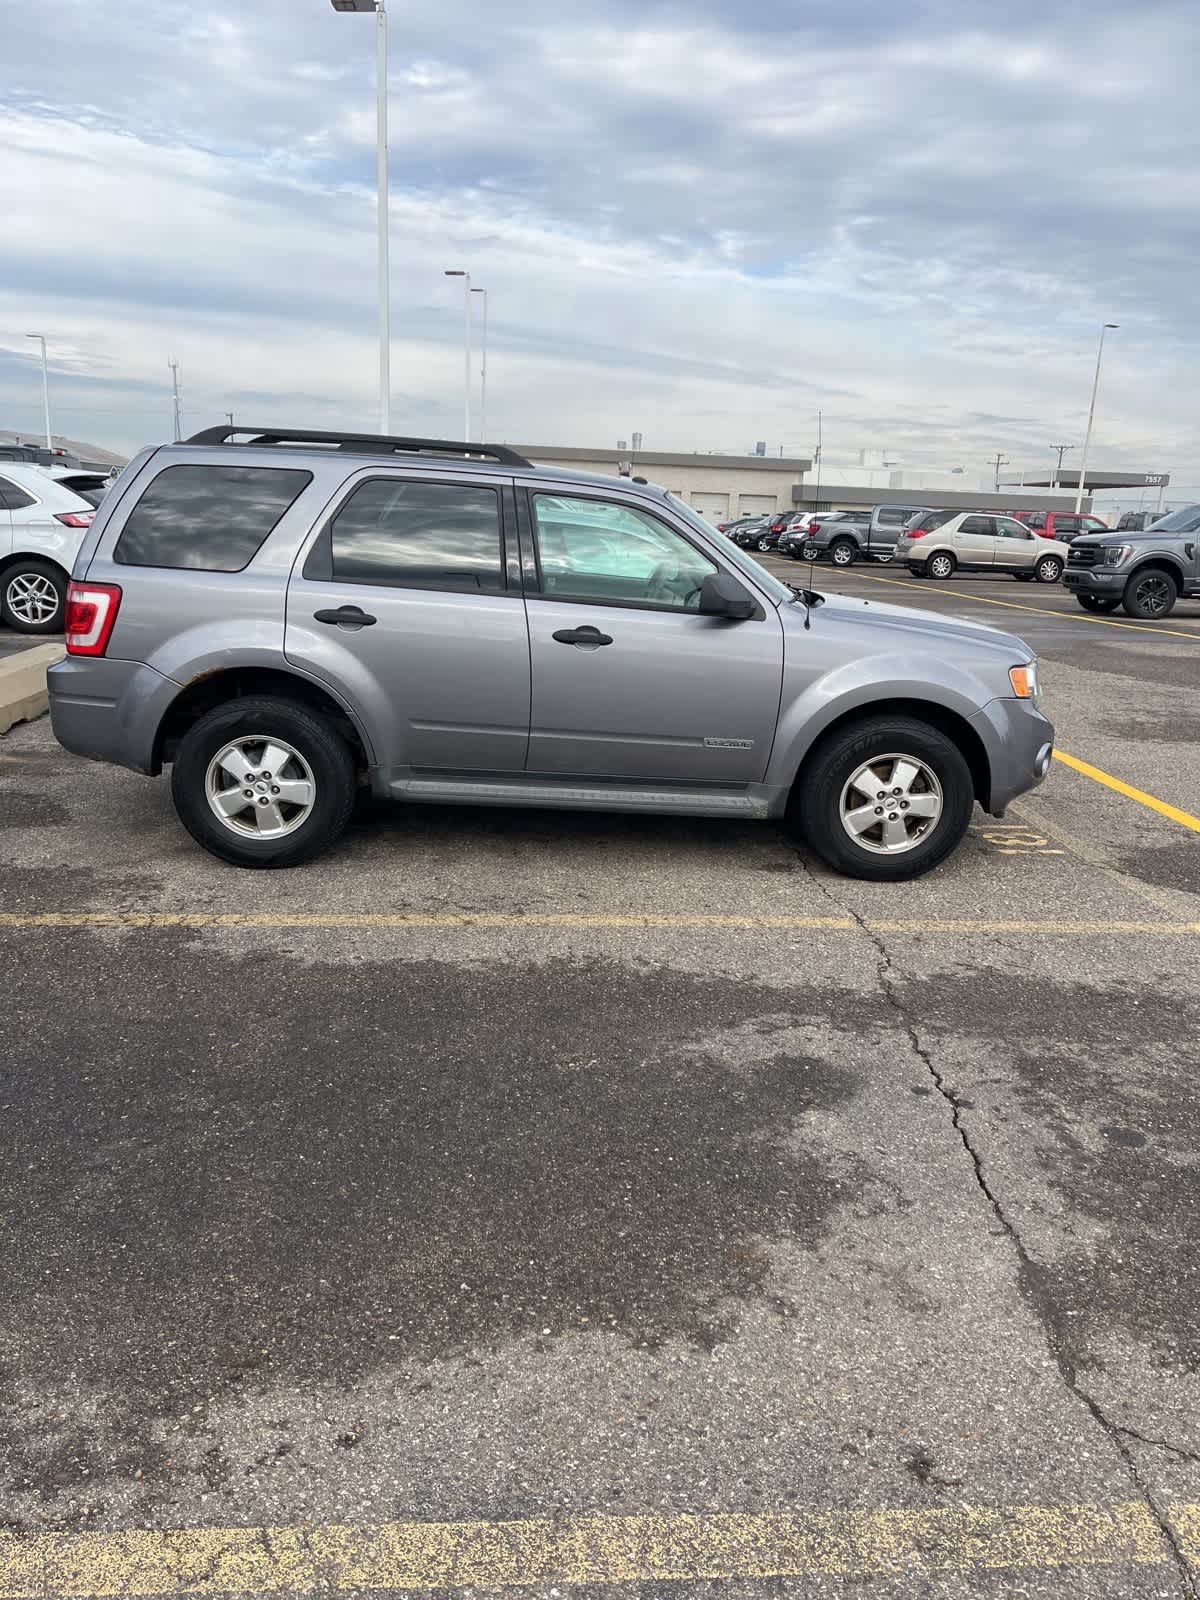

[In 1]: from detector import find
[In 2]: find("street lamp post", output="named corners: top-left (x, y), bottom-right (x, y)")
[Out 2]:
top-left (471, 287), bottom-right (488, 442)
top-left (330, 0), bottom-right (391, 434)
top-left (25, 334), bottom-right (52, 450)
top-left (444, 270), bottom-right (472, 440)
top-left (1074, 324), bottom-right (1118, 514)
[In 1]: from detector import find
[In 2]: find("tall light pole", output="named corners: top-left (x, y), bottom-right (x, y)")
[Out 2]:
top-left (1049, 443), bottom-right (1073, 491)
top-left (25, 334), bottom-right (52, 450)
top-left (1074, 324), bottom-right (1118, 513)
top-left (471, 287), bottom-right (488, 442)
top-left (330, 0), bottom-right (391, 433)
top-left (168, 359), bottom-right (182, 441)
top-left (444, 270), bottom-right (471, 440)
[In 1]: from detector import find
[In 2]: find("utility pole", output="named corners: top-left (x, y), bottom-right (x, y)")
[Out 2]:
top-left (168, 359), bottom-right (182, 441)
top-left (991, 452), bottom-right (1010, 492)
top-left (225, 411), bottom-right (234, 427)
top-left (1049, 443), bottom-right (1073, 490)
top-left (812, 411), bottom-right (823, 513)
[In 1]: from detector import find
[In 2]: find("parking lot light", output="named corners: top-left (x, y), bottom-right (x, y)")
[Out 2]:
top-left (329, 0), bottom-right (390, 432)
top-left (1074, 324), bottom-right (1118, 514)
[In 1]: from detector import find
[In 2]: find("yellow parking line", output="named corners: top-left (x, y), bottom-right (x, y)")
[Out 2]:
top-left (0, 912), bottom-right (1198, 934)
top-left (0, 1500), bottom-right (1192, 1595)
top-left (831, 568), bottom-right (1200, 640)
top-left (1054, 750), bottom-right (1200, 835)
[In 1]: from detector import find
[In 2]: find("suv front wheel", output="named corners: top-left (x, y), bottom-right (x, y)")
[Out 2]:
top-left (170, 695), bottom-right (357, 868)
top-left (790, 715), bottom-right (974, 881)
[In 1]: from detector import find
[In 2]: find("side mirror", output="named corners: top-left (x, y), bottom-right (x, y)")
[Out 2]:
top-left (699, 572), bottom-right (756, 619)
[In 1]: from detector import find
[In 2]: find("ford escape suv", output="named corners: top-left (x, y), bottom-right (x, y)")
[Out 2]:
top-left (49, 427), bottom-right (1054, 881)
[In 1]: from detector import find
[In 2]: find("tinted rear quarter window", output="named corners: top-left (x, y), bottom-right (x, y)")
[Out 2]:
top-left (114, 464), bottom-right (312, 571)
top-left (0, 476), bottom-right (38, 511)
top-left (323, 479), bottom-right (503, 592)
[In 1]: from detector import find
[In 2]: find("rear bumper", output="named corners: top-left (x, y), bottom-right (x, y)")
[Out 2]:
top-left (48, 656), bottom-right (179, 775)
top-left (970, 698), bottom-right (1055, 815)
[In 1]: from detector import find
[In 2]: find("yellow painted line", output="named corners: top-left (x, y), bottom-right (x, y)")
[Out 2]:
top-left (1, 1501), bottom-right (1196, 1595)
top-left (1054, 750), bottom-right (1200, 835)
top-left (834, 567), bottom-right (1200, 641)
top-left (0, 912), bottom-right (1198, 935)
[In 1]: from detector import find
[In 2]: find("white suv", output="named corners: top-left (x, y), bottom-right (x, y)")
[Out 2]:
top-left (0, 463), bottom-right (97, 633)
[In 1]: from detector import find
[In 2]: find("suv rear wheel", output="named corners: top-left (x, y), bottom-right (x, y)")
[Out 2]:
top-left (927, 551), bottom-right (956, 580)
top-left (829, 538), bottom-right (857, 567)
top-left (1122, 568), bottom-right (1178, 620)
top-left (170, 695), bottom-right (357, 868)
top-left (789, 715), bottom-right (975, 881)
top-left (1, 558), bottom-right (67, 634)
top-left (1035, 555), bottom-right (1064, 583)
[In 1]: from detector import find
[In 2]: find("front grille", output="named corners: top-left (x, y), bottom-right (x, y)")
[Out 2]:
top-left (1068, 545), bottom-right (1100, 567)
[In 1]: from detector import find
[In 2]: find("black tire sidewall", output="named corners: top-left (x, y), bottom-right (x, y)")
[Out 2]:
top-left (0, 559), bottom-right (67, 634)
top-left (793, 716), bottom-right (975, 881)
top-left (831, 541), bottom-right (856, 566)
top-left (170, 696), bottom-right (356, 868)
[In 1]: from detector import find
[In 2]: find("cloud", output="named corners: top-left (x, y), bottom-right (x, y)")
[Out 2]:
top-left (1, 0), bottom-right (1198, 502)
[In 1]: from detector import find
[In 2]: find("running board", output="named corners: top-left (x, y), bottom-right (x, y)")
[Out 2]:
top-left (391, 775), bottom-right (773, 819)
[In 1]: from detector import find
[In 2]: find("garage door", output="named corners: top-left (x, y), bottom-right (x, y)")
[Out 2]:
top-left (737, 494), bottom-right (777, 518)
top-left (690, 492), bottom-right (730, 522)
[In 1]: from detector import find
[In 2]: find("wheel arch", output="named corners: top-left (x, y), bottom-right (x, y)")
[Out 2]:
top-left (0, 551), bottom-right (71, 582)
top-left (151, 666), bottom-right (372, 775)
top-left (1127, 556), bottom-right (1187, 590)
top-left (787, 698), bottom-right (991, 812)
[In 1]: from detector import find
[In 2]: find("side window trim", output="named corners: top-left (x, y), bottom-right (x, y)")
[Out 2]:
top-left (520, 487), bottom-right (734, 617)
top-left (300, 472), bottom-right (517, 596)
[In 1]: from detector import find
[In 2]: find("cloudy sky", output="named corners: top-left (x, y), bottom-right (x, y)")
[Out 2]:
top-left (2, 0), bottom-right (1197, 499)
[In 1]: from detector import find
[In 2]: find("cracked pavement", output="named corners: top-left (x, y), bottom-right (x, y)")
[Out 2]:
top-left (2, 571), bottom-right (1199, 1597)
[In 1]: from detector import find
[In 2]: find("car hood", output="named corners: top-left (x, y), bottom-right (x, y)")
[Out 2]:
top-left (782, 591), bottom-right (1033, 662)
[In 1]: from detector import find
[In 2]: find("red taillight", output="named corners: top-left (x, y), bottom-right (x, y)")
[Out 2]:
top-left (908, 528), bottom-right (929, 539)
top-left (54, 511), bottom-right (95, 530)
top-left (65, 582), bottom-right (121, 656)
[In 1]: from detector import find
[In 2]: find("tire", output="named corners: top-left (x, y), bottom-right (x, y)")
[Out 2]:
top-left (788, 715), bottom-right (975, 882)
top-left (757, 536), bottom-right (773, 552)
top-left (830, 539), bottom-right (857, 568)
top-left (0, 558), bottom-right (68, 634)
top-left (908, 564), bottom-right (928, 577)
top-left (927, 551), bottom-right (956, 580)
top-left (1035, 555), bottom-right (1063, 583)
top-left (802, 544), bottom-right (821, 562)
top-left (872, 550), bottom-right (894, 564)
top-left (170, 695), bottom-right (357, 868)
top-left (1077, 594), bottom-right (1120, 614)
top-left (1122, 568), bottom-right (1178, 620)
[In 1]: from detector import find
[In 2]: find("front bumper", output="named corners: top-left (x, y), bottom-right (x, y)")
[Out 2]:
top-left (1061, 567), bottom-right (1123, 593)
top-left (48, 656), bottom-right (179, 775)
top-left (969, 697), bottom-right (1055, 815)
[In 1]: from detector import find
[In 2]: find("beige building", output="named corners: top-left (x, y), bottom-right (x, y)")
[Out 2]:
top-left (521, 445), bottom-right (812, 524)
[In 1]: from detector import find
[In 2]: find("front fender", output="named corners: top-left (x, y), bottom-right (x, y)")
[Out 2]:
top-left (764, 650), bottom-right (1003, 791)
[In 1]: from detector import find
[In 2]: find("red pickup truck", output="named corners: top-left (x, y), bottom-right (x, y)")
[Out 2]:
top-left (1012, 511), bottom-right (1110, 542)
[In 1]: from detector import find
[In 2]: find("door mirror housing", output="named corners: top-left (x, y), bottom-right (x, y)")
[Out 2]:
top-left (699, 572), bottom-right (756, 619)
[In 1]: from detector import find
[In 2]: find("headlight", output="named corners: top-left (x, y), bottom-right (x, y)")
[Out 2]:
top-left (1099, 544), bottom-right (1134, 566)
top-left (1009, 661), bottom-right (1040, 703)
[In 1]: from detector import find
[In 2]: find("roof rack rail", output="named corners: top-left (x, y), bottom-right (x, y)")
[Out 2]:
top-left (183, 425), bottom-right (532, 468)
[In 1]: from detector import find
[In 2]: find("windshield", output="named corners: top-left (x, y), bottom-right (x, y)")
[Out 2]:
top-left (1146, 503), bottom-right (1200, 534)
top-left (665, 493), bottom-right (793, 604)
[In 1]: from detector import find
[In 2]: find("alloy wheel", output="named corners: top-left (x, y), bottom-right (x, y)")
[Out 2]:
top-left (205, 736), bottom-right (317, 839)
top-left (1133, 573), bottom-right (1173, 617)
top-left (5, 572), bottom-right (60, 626)
top-left (839, 753), bottom-right (943, 855)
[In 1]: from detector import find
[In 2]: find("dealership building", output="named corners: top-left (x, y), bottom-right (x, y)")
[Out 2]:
top-left (524, 444), bottom-right (1169, 523)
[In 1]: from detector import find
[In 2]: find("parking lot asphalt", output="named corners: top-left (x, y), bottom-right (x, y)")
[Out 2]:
top-left (2, 576), bottom-right (1200, 1599)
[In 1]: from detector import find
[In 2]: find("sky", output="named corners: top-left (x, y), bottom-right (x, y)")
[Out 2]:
top-left (2, 0), bottom-right (1198, 505)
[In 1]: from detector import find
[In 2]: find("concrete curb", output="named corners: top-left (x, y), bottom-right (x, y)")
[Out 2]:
top-left (0, 643), bottom-right (66, 735)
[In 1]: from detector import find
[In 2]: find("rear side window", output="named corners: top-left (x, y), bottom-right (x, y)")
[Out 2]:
top-left (114, 465), bottom-right (312, 571)
top-left (323, 479), bottom-right (503, 592)
top-left (0, 476), bottom-right (38, 511)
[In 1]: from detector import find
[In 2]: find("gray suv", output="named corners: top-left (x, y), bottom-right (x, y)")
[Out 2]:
top-left (49, 427), bottom-right (1054, 881)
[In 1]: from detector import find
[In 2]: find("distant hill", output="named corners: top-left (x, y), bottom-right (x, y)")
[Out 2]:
top-left (0, 429), bottom-right (127, 467)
